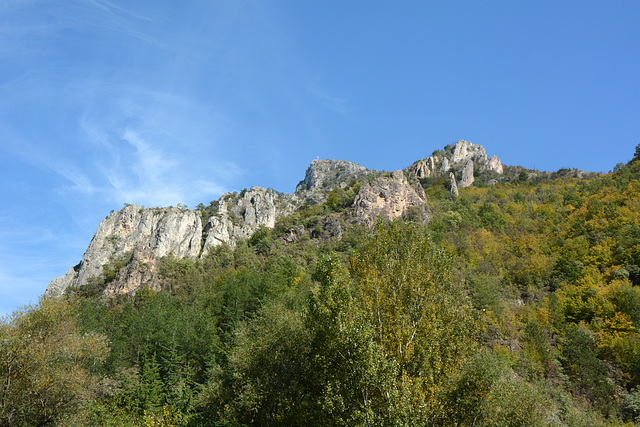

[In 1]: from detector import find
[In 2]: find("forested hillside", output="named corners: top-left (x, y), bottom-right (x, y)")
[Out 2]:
top-left (2, 147), bottom-right (640, 426)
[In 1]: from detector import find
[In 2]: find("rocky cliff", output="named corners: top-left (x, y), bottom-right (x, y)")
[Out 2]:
top-left (200, 186), bottom-right (299, 253)
top-left (295, 159), bottom-right (371, 204)
top-left (407, 140), bottom-right (503, 190)
top-left (46, 160), bottom-right (374, 297)
top-left (45, 205), bottom-right (202, 298)
top-left (46, 143), bottom-right (498, 298)
top-left (352, 170), bottom-right (431, 225)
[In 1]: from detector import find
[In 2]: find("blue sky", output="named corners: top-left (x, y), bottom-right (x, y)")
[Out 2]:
top-left (1, 1), bottom-right (639, 316)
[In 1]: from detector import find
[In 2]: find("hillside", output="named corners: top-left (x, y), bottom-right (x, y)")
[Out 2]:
top-left (2, 141), bottom-right (640, 426)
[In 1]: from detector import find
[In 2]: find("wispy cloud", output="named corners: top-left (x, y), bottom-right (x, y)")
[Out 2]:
top-left (309, 83), bottom-right (351, 115)
top-left (72, 83), bottom-right (241, 207)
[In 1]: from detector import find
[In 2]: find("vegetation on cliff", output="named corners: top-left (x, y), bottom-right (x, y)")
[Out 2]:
top-left (2, 146), bottom-right (640, 425)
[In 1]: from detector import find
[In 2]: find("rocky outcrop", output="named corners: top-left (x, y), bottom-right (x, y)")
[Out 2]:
top-left (49, 147), bottom-right (514, 299)
top-left (449, 172), bottom-right (459, 196)
top-left (45, 158), bottom-right (374, 298)
top-left (412, 156), bottom-right (441, 179)
top-left (488, 155), bottom-right (503, 174)
top-left (102, 247), bottom-right (164, 297)
top-left (295, 159), bottom-right (371, 205)
top-left (406, 140), bottom-right (503, 188)
top-left (283, 225), bottom-right (306, 244)
top-left (352, 170), bottom-right (431, 225)
top-left (45, 205), bottom-right (202, 298)
top-left (200, 187), bottom-right (299, 253)
top-left (460, 160), bottom-right (475, 189)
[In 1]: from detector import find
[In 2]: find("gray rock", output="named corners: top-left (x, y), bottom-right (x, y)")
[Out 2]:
top-left (449, 172), bottom-right (459, 196)
top-left (200, 187), bottom-right (299, 253)
top-left (295, 159), bottom-right (370, 205)
top-left (352, 170), bottom-right (431, 225)
top-left (460, 160), bottom-right (475, 189)
top-left (411, 156), bottom-right (441, 178)
top-left (45, 204), bottom-right (202, 297)
top-left (488, 155), bottom-right (503, 174)
top-left (102, 247), bottom-right (165, 297)
top-left (283, 225), bottom-right (306, 244)
top-left (406, 140), bottom-right (503, 191)
top-left (440, 157), bottom-right (451, 175)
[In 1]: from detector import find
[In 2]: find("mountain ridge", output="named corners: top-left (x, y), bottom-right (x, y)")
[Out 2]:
top-left (45, 140), bottom-right (587, 298)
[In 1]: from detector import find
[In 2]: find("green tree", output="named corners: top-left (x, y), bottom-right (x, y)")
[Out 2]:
top-left (304, 254), bottom-right (396, 426)
top-left (0, 298), bottom-right (108, 426)
top-left (350, 220), bottom-right (477, 422)
top-left (138, 350), bottom-right (164, 415)
top-left (561, 324), bottom-right (617, 414)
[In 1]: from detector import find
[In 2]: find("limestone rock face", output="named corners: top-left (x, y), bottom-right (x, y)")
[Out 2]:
top-left (412, 156), bottom-right (441, 178)
top-left (102, 247), bottom-right (164, 297)
top-left (460, 160), bottom-right (475, 189)
top-left (488, 155), bottom-right (503, 174)
top-left (439, 158), bottom-right (450, 175)
top-left (295, 159), bottom-right (370, 205)
top-left (406, 140), bottom-right (503, 189)
top-left (449, 172), bottom-right (459, 196)
top-left (201, 187), bottom-right (299, 254)
top-left (283, 225), bottom-right (306, 244)
top-left (352, 170), bottom-right (431, 225)
top-left (45, 205), bottom-right (202, 298)
top-left (451, 140), bottom-right (488, 166)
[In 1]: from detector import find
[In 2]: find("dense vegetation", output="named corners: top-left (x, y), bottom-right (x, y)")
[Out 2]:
top-left (2, 147), bottom-right (640, 425)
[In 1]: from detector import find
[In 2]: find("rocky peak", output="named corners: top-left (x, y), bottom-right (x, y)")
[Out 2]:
top-left (450, 140), bottom-right (488, 166)
top-left (295, 159), bottom-right (370, 205)
top-left (352, 170), bottom-right (431, 225)
top-left (407, 140), bottom-right (503, 189)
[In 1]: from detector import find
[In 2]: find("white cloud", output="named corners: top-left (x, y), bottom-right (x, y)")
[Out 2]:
top-left (309, 83), bottom-right (351, 115)
top-left (71, 83), bottom-right (242, 208)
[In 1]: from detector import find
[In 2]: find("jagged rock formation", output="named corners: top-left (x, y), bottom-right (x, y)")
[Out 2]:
top-left (407, 140), bottom-right (503, 188)
top-left (46, 160), bottom-right (370, 297)
top-left (352, 170), bottom-right (431, 225)
top-left (200, 187), bottom-right (299, 253)
top-left (45, 205), bottom-right (202, 298)
top-left (295, 159), bottom-right (371, 205)
top-left (46, 144), bottom-right (507, 299)
top-left (449, 172), bottom-right (459, 196)
top-left (411, 156), bottom-right (441, 178)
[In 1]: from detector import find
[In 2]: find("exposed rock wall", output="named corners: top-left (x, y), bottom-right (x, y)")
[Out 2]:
top-left (406, 140), bottom-right (503, 189)
top-left (412, 156), bottom-right (441, 178)
top-left (352, 170), bottom-right (431, 225)
top-left (102, 247), bottom-right (164, 297)
top-left (460, 160), bottom-right (475, 189)
top-left (48, 145), bottom-right (510, 298)
top-left (449, 172), bottom-right (459, 196)
top-left (47, 158), bottom-right (374, 298)
top-left (295, 159), bottom-right (370, 205)
top-left (200, 187), bottom-right (299, 254)
top-left (45, 205), bottom-right (202, 298)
